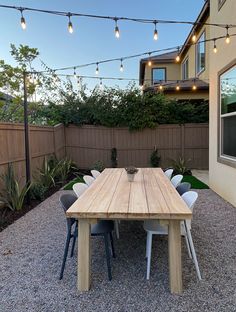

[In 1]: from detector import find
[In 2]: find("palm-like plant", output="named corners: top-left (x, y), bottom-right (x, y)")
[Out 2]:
top-left (0, 164), bottom-right (31, 211)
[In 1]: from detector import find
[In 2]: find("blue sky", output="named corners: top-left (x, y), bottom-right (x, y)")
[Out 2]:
top-left (0, 0), bottom-right (205, 89)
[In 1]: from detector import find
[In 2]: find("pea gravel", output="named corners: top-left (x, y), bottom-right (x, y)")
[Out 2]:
top-left (0, 189), bottom-right (236, 312)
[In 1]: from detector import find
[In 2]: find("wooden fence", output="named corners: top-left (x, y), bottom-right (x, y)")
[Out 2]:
top-left (0, 123), bottom-right (65, 186)
top-left (65, 124), bottom-right (209, 170)
top-left (0, 122), bottom-right (208, 189)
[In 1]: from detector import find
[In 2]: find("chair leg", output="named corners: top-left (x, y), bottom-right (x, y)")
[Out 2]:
top-left (109, 232), bottom-right (116, 258)
top-left (59, 231), bottom-right (71, 280)
top-left (104, 233), bottom-right (112, 281)
top-left (184, 221), bottom-right (202, 281)
top-left (115, 220), bottom-right (120, 239)
top-left (146, 232), bottom-right (153, 280)
top-left (184, 234), bottom-right (192, 259)
top-left (70, 223), bottom-right (78, 257)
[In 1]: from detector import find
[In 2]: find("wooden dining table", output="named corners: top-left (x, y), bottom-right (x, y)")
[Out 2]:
top-left (66, 168), bottom-right (192, 294)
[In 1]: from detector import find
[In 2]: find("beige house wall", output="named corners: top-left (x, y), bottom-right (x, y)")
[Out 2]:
top-left (209, 0), bottom-right (236, 206)
top-left (143, 62), bottom-right (180, 87)
top-left (180, 18), bottom-right (210, 82)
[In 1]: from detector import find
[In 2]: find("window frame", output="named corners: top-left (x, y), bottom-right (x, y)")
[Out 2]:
top-left (195, 30), bottom-right (206, 76)
top-left (218, 59), bottom-right (236, 168)
top-left (182, 57), bottom-right (189, 80)
top-left (218, 0), bottom-right (226, 10)
top-left (152, 67), bottom-right (166, 85)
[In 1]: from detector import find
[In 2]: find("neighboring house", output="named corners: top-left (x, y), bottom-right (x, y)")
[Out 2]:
top-left (209, 0), bottom-right (236, 206)
top-left (139, 0), bottom-right (210, 101)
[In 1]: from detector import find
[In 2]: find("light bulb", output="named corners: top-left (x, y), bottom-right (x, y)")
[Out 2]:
top-left (159, 85), bottom-right (163, 91)
top-left (73, 67), bottom-right (77, 79)
top-left (153, 22), bottom-right (158, 41)
top-left (192, 33), bottom-right (197, 42)
top-left (176, 55), bottom-right (180, 62)
top-left (99, 79), bottom-right (103, 88)
top-left (20, 10), bottom-right (26, 30)
top-left (95, 63), bottom-right (99, 75)
top-left (120, 60), bottom-right (124, 72)
top-left (148, 60), bottom-right (152, 67)
top-left (68, 21), bottom-right (73, 34)
top-left (192, 84), bottom-right (197, 91)
top-left (140, 85), bottom-right (143, 91)
top-left (213, 42), bottom-right (218, 54)
top-left (225, 26), bottom-right (230, 44)
top-left (176, 84), bottom-right (180, 91)
top-left (226, 34), bottom-right (230, 44)
top-left (114, 19), bottom-right (120, 38)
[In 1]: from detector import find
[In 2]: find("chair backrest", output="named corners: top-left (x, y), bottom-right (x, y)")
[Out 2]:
top-left (73, 182), bottom-right (88, 198)
top-left (83, 175), bottom-right (95, 186)
top-left (164, 169), bottom-right (173, 180)
top-left (181, 191), bottom-right (198, 211)
top-left (176, 182), bottom-right (191, 196)
top-left (91, 170), bottom-right (101, 179)
top-left (59, 193), bottom-right (78, 212)
top-left (171, 174), bottom-right (183, 188)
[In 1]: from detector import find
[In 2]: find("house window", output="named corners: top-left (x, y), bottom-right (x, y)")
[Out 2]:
top-left (196, 31), bottom-right (205, 75)
top-left (182, 58), bottom-right (189, 80)
top-left (152, 68), bottom-right (166, 84)
top-left (220, 64), bottom-right (236, 161)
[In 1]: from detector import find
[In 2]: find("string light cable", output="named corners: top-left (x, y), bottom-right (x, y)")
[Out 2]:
top-left (0, 4), bottom-right (236, 31)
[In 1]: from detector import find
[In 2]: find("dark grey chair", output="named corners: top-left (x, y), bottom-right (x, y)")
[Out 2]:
top-left (176, 182), bottom-right (191, 196)
top-left (59, 194), bottom-right (115, 280)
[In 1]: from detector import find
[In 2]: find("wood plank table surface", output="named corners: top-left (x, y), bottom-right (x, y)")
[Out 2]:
top-left (66, 168), bottom-right (192, 294)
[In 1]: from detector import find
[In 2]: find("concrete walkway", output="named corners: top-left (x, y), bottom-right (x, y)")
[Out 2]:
top-left (192, 170), bottom-right (209, 186)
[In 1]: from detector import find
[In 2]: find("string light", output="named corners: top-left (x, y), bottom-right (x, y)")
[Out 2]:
top-left (159, 84), bottom-right (163, 91)
top-left (95, 63), bottom-right (99, 75)
top-left (153, 21), bottom-right (158, 41)
top-left (176, 81), bottom-right (180, 91)
top-left (114, 18), bottom-right (120, 38)
top-left (120, 59), bottom-right (124, 72)
top-left (213, 39), bottom-right (218, 53)
top-left (19, 9), bottom-right (26, 30)
top-left (99, 78), bottom-right (103, 88)
top-left (73, 67), bottom-right (77, 79)
top-left (225, 26), bottom-right (230, 44)
top-left (192, 30), bottom-right (197, 43)
top-left (176, 48), bottom-right (180, 63)
top-left (148, 53), bottom-right (152, 67)
top-left (68, 13), bottom-right (73, 34)
top-left (192, 80), bottom-right (197, 91)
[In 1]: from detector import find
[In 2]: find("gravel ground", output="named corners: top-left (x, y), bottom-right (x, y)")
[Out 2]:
top-left (0, 189), bottom-right (236, 312)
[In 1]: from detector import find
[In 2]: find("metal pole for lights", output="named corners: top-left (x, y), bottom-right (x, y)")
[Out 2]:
top-left (23, 71), bottom-right (31, 203)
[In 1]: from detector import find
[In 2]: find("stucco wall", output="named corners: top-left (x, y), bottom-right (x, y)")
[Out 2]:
top-left (209, 0), bottom-right (236, 206)
top-left (180, 17), bottom-right (210, 82)
top-left (143, 62), bottom-right (180, 87)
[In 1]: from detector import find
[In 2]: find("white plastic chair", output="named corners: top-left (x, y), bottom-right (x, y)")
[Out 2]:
top-left (143, 191), bottom-right (201, 281)
top-left (73, 182), bottom-right (88, 198)
top-left (91, 170), bottom-right (101, 179)
top-left (83, 175), bottom-right (95, 186)
top-left (164, 168), bottom-right (173, 180)
top-left (171, 174), bottom-right (183, 188)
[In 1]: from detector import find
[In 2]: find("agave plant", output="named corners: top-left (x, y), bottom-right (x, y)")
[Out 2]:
top-left (0, 164), bottom-right (31, 211)
top-left (38, 156), bottom-right (57, 189)
top-left (171, 157), bottom-right (192, 176)
top-left (55, 158), bottom-right (78, 185)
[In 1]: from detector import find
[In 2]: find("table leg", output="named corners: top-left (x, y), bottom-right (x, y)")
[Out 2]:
top-left (168, 220), bottom-right (182, 294)
top-left (78, 219), bottom-right (91, 291)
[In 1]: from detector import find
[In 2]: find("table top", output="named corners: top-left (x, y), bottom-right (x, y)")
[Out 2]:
top-left (66, 168), bottom-right (192, 220)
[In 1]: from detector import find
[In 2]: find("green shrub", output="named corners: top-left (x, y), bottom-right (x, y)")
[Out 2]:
top-left (0, 164), bottom-right (31, 211)
top-left (55, 158), bottom-right (78, 185)
top-left (171, 157), bottom-right (192, 176)
top-left (150, 148), bottom-right (161, 167)
top-left (37, 156), bottom-right (57, 189)
top-left (92, 161), bottom-right (105, 172)
top-left (30, 182), bottom-right (47, 201)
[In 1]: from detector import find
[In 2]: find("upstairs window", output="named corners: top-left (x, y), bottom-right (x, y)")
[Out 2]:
top-left (152, 68), bottom-right (166, 84)
top-left (220, 64), bottom-right (236, 162)
top-left (182, 58), bottom-right (189, 80)
top-left (196, 31), bottom-right (205, 75)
